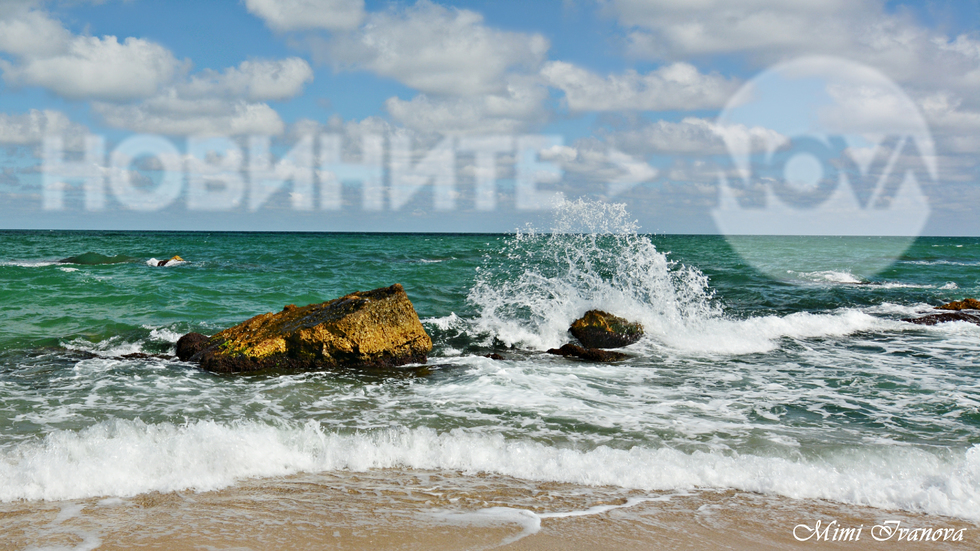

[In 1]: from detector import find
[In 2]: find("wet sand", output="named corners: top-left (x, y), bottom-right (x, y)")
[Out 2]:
top-left (1, 469), bottom-right (975, 550)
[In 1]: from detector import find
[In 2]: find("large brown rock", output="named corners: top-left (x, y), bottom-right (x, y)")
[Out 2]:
top-left (569, 310), bottom-right (643, 349)
top-left (936, 299), bottom-right (980, 311)
top-left (185, 284), bottom-right (432, 374)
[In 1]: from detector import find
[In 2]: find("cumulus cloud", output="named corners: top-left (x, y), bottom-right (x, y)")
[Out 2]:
top-left (0, 109), bottom-right (89, 146)
top-left (601, 117), bottom-right (785, 156)
top-left (93, 93), bottom-right (286, 137)
top-left (608, 0), bottom-right (980, 96)
top-left (0, 7), bottom-right (181, 101)
top-left (385, 78), bottom-right (549, 134)
top-left (322, 0), bottom-right (549, 96)
top-left (180, 58), bottom-right (314, 101)
top-left (89, 55), bottom-right (311, 136)
top-left (543, 60), bottom-right (738, 111)
top-left (0, 6), bottom-right (70, 58)
top-left (245, 0), bottom-right (364, 32)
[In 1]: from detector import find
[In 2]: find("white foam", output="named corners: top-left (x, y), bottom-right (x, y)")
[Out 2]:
top-left (1, 420), bottom-right (977, 521)
top-left (62, 336), bottom-right (144, 358)
top-left (0, 260), bottom-right (59, 268)
top-left (793, 270), bottom-right (863, 284)
top-left (146, 326), bottom-right (184, 344)
top-left (658, 309), bottom-right (891, 355)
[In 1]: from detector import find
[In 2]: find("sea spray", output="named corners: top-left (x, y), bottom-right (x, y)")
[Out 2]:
top-left (468, 199), bottom-right (719, 350)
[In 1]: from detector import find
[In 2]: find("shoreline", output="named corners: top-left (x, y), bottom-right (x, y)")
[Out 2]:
top-left (2, 469), bottom-right (976, 550)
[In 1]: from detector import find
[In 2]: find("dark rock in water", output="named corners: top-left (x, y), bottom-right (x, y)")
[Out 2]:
top-left (184, 284), bottom-right (432, 374)
top-left (936, 299), bottom-right (980, 311)
top-left (569, 310), bottom-right (643, 349)
top-left (176, 332), bottom-right (209, 361)
top-left (902, 312), bottom-right (980, 326)
top-left (119, 352), bottom-right (176, 361)
top-left (59, 252), bottom-right (136, 265)
top-left (547, 343), bottom-right (627, 362)
top-left (484, 353), bottom-right (505, 360)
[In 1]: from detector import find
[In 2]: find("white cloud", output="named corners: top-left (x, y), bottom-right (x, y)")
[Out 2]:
top-left (608, 0), bottom-right (980, 95)
top-left (542, 60), bottom-right (738, 111)
top-left (93, 93), bottom-right (286, 136)
top-left (0, 109), bottom-right (88, 146)
top-left (245, 0), bottom-right (364, 32)
top-left (181, 58), bottom-right (313, 101)
top-left (88, 54), bottom-right (312, 136)
top-left (323, 0), bottom-right (549, 96)
top-left (610, 0), bottom-right (870, 59)
top-left (385, 78), bottom-right (549, 134)
top-left (0, 6), bottom-right (70, 58)
top-left (603, 117), bottom-right (784, 156)
top-left (0, 7), bottom-right (181, 101)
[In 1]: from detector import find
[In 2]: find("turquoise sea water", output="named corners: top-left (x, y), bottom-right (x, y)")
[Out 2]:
top-left (1, 202), bottom-right (978, 520)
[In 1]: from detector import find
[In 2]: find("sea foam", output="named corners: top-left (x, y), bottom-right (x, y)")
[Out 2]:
top-left (1, 419), bottom-right (977, 521)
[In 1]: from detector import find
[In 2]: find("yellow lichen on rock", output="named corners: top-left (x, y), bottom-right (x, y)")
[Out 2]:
top-left (189, 284), bottom-right (432, 373)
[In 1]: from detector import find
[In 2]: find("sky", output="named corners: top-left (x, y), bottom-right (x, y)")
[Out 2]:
top-left (1, 0), bottom-right (979, 234)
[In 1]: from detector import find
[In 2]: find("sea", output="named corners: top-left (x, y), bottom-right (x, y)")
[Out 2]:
top-left (1, 199), bottom-right (978, 547)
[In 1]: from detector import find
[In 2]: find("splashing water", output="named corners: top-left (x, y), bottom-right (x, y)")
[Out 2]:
top-left (468, 199), bottom-right (720, 350)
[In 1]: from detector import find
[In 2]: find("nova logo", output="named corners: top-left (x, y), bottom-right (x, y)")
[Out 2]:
top-left (711, 56), bottom-right (936, 281)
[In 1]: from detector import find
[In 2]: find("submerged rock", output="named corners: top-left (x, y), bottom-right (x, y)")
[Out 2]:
top-left (902, 312), bottom-right (980, 326)
top-left (936, 299), bottom-right (980, 311)
top-left (182, 284), bottom-right (432, 374)
top-left (547, 343), bottom-right (628, 362)
top-left (569, 310), bottom-right (643, 349)
top-left (59, 252), bottom-right (136, 265)
top-left (175, 332), bottom-right (209, 361)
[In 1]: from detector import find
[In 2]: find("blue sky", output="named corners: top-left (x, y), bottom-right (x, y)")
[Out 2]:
top-left (1, 0), bottom-right (979, 234)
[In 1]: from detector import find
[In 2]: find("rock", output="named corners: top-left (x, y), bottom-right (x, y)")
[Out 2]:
top-left (484, 353), bottom-right (504, 360)
top-left (157, 255), bottom-right (185, 267)
top-left (902, 312), bottom-right (980, 326)
top-left (547, 343), bottom-right (628, 362)
top-left (936, 298), bottom-right (980, 311)
top-left (175, 332), bottom-right (209, 361)
top-left (185, 284), bottom-right (432, 374)
top-left (569, 310), bottom-right (643, 349)
top-left (119, 352), bottom-right (176, 361)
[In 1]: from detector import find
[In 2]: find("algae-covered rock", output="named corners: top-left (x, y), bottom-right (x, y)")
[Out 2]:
top-left (569, 310), bottom-right (643, 349)
top-left (186, 284), bottom-right (432, 374)
top-left (936, 299), bottom-right (980, 311)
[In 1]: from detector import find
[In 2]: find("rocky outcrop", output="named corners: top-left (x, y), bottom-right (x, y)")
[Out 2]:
top-left (181, 284), bottom-right (432, 374)
top-left (902, 312), bottom-right (980, 326)
top-left (547, 343), bottom-right (627, 362)
top-left (569, 310), bottom-right (643, 349)
top-left (936, 299), bottom-right (980, 311)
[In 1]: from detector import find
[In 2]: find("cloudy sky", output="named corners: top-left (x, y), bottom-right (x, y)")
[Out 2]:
top-left (1, 0), bottom-right (978, 234)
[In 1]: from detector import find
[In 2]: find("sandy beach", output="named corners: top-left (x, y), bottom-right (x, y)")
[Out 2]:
top-left (2, 469), bottom-right (975, 550)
